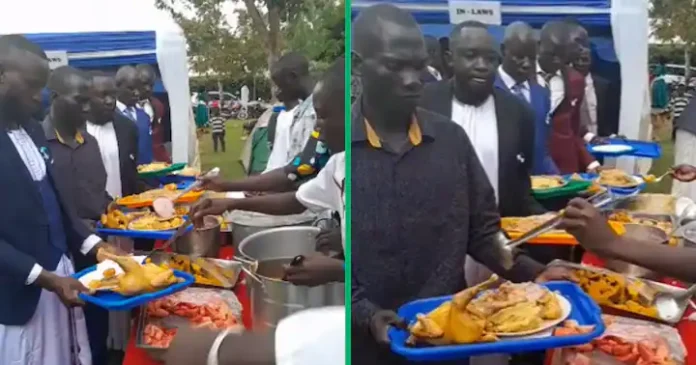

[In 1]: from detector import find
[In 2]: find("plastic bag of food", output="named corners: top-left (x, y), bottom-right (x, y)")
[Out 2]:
top-left (551, 315), bottom-right (686, 365)
top-left (145, 288), bottom-right (243, 330)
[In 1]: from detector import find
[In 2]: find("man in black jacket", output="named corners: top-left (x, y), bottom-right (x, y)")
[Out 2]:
top-left (420, 21), bottom-right (544, 219)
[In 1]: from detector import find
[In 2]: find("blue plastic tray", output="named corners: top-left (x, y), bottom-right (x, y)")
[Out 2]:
top-left (158, 174), bottom-right (197, 185)
top-left (564, 173), bottom-right (645, 196)
top-left (95, 219), bottom-right (193, 240)
top-left (588, 139), bottom-right (661, 159)
top-left (389, 282), bottom-right (605, 362)
top-left (73, 266), bottom-right (194, 311)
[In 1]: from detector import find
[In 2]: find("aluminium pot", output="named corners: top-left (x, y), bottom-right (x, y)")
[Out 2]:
top-left (238, 226), bottom-right (344, 331)
top-left (225, 210), bottom-right (316, 248)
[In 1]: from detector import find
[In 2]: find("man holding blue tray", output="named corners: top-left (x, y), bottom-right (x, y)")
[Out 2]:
top-left (350, 5), bottom-right (571, 365)
top-left (0, 35), bottom-right (122, 365)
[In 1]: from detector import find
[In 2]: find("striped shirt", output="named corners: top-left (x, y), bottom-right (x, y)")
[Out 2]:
top-left (210, 117), bottom-right (225, 133)
top-left (672, 96), bottom-right (691, 119)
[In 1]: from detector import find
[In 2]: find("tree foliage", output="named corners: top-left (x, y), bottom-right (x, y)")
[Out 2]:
top-left (650, 0), bottom-right (696, 47)
top-left (156, 0), bottom-right (344, 85)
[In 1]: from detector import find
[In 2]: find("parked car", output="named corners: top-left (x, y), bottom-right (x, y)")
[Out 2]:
top-left (191, 91), bottom-right (241, 118)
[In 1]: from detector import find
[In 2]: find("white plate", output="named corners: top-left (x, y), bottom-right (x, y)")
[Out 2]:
top-left (592, 144), bottom-right (633, 154)
top-left (78, 255), bottom-right (147, 286)
top-left (494, 293), bottom-right (572, 337)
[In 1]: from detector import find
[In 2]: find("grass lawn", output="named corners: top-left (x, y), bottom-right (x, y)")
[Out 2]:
top-left (199, 119), bottom-right (247, 180)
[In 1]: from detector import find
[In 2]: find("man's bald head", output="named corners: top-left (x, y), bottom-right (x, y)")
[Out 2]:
top-left (0, 35), bottom-right (50, 125)
top-left (352, 4), bottom-right (428, 127)
top-left (449, 20), bottom-right (492, 47)
top-left (47, 66), bottom-right (91, 128)
top-left (115, 65), bottom-right (140, 107)
top-left (352, 4), bottom-right (423, 58)
top-left (539, 21), bottom-right (570, 47)
top-left (47, 66), bottom-right (90, 96)
top-left (501, 21), bottom-right (537, 83)
top-left (538, 21), bottom-right (571, 74)
top-left (503, 21), bottom-right (536, 46)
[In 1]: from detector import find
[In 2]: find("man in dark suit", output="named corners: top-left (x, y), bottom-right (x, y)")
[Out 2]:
top-left (0, 34), bottom-right (120, 365)
top-left (420, 21), bottom-right (544, 219)
top-left (496, 21), bottom-right (558, 175)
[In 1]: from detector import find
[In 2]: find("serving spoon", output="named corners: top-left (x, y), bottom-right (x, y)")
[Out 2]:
top-left (153, 167), bottom-right (220, 219)
top-left (654, 284), bottom-right (696, 321)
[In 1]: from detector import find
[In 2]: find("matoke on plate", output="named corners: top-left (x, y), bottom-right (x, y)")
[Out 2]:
top-left (531, 176), bottom-right (566, 190)
top-left (597, 169), bottom-right (641, 188)
top-left (570, 268), bottom-right (659, 318)
top-left (407, 275), bottom-right (566, 346)
top-left (154, 254), bottom-right (238, 288)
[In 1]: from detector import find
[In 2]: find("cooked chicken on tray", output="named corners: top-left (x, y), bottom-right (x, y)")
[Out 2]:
top-left (88, 251), bottom-right (184, 296)
top-left (407, 275), bottom-right (565, 346)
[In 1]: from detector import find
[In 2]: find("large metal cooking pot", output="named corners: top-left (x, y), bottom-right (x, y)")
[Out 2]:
top-left (225, 210), bottom-right (316, 248)
top-left (172, 216), bottom-right (221, 257)
top-left (238, 226), bottom-right (344, 330)
top-left (604, 224), bottom-right (669, 280)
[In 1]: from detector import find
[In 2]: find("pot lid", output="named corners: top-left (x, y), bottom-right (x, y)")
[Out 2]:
top-left (223, 209), bottom-right (317, 227)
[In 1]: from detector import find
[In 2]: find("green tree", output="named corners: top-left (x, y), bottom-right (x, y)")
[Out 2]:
top-left (650, 0), bottom-right (696, 79)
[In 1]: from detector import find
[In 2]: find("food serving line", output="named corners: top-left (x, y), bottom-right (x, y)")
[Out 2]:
top-left (74, 163), bottom-right (343, 365)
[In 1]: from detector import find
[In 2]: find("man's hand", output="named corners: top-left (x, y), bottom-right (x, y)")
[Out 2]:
top-left (370, 310), bottom-right (408, 346)
top-left (590, 136), bottom-right (610, 145)
top-left (672, 164), bottom-right (696, 182)
top-left (587, 164), bottom-right (606, 174)
top-left (316, 228), bottom-right (342, 254)
top-left (535, 266), bottom-right (574, 283)
top-left (283, 253), bottom-right (343, 286)
top-left (190, 198), bottom-right (233, 222)
top-left (558, 198), bottom-right (620, 253)
top-left (197, 175), bottom-right (229, 192)
top-left (36, 271), bottom-right (90, 307)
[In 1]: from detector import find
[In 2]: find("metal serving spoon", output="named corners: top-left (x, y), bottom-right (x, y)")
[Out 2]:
top-left (153, 167), bottom-right (220, 219)
top-left (654, 284), bottom-right (696, 321)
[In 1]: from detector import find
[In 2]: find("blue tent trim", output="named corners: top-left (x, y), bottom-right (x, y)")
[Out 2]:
top-left (352, 0), bottom-right (612, 26)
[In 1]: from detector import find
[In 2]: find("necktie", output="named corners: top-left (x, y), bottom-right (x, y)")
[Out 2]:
top-left (128, 107), bottom-right (137, 121)
top-left (511, 83), bottom-right (527, 103)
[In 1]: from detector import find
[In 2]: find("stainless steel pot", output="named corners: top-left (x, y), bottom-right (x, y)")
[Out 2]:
top-left (238, 226), bottom-right (344, 331)
top-left (226, 210), bottom-right (316, 248)
top-left (604, 224), bottom-right (668, 280)
top-left (172, 216), bottom-right (221, 257)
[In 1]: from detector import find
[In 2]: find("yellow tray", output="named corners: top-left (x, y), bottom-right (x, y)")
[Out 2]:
top-left (503, 219), bottom-right (626, 245)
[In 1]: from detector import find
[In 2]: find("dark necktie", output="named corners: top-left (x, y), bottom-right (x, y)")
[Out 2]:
top-left (511, 83), bottom-right (528, 103)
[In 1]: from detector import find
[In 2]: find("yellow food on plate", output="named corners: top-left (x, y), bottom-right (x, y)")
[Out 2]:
top-left (597, 169), bottom-right (640, 188)
top-left (89, 251), bottom-right (183, 296)
top-left (117, 184), bottom-right (201, 207)
top-left (137, 162), bottom-right (170, 173)
top-left (571, 268), bottom-right (658, 318)
top-left (100, 209), bottom-right (150, 229)
top-left (531, 176), bottom-right (565, 190)
top-left (406, 276), bottom-right (563, 346)
top-left (501, 215), bottom-right (566, 235)
top-left (177, 167), bottom-right (200, 177)
top-left (128, 215), bottom-right (185, 231)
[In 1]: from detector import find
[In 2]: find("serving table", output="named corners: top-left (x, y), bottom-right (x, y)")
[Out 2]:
top-left (122, 237), bottom-right (252, 365)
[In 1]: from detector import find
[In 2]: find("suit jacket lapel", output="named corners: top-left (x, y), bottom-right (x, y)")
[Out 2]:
top-left (1, 125), bottom-right (44, 206)
top-left (493, 90), bottom-right (515, 193)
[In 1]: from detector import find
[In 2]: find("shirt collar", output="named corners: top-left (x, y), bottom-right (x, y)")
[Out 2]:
top-left (536, 61), bottom-right (561, 78)
top-left (43, 115), bottom-right (84, 146)
top-left (498, 66), bottom-right (528, 90)
top-left (351, 98), bottom-right (434, 148)
top-left (116, 100), bottom-right (134, 113)
top-left (585, 73), bottom-right (594, 86)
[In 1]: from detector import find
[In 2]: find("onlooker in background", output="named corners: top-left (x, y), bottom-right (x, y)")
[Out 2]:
top-left (210, 107), bottom-right (226, 153)
top-left (538, 21), bottom-right (598, 174)
top-left (671, 83), bottom-right (690, 122)
top-left (194, 86), bottom-right (209, 131)
top-left (672, 91), bottom-right (696, 201)
top-left (265, 52), bottom-right (313, 171)
top-left (421, 35), bottom-right (443, 83)
top-left (497, 21), bottom-right (558, 175)
top-left (240, 107), bottom-right (273, 175)
top-left (136, 64), bottom-right (170, 163)
top-left (438, 36), bottom-right (453, 79)
top-left (115, 65), bottom-right (153, 165)
top-left (651, 59), bottom-right (671, 141)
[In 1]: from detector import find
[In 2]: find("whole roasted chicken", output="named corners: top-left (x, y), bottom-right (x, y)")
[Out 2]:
top-left (90, 250), bottom-right (183, 296)
top-left (407, 275), bottom-right (563, 346)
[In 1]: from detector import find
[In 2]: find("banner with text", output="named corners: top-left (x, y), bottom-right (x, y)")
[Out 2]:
top-left (448, 1), bottom-right (502, 25)
top-left (45, 51), bottom-right (69, 70)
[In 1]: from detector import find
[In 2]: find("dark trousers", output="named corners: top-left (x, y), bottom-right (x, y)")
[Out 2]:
top-left (212, 132), bottom-right (225, 152)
